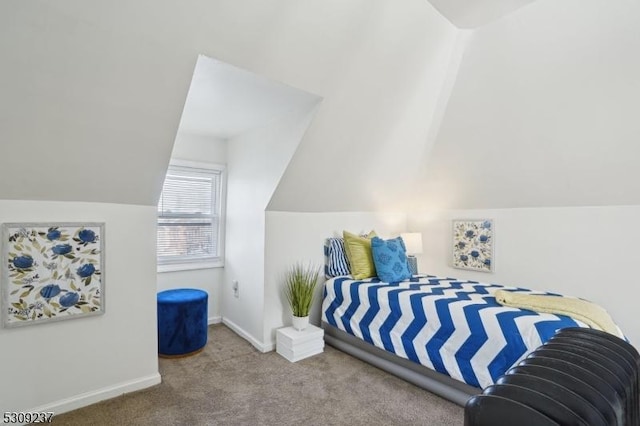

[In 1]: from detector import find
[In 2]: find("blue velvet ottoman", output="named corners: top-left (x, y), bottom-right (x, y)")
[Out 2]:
top-left (157, 288), bottom-right (208, 357)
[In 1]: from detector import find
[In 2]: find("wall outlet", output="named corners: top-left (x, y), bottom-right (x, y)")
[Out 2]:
top-left (232, 280), bottom-right (239, 298)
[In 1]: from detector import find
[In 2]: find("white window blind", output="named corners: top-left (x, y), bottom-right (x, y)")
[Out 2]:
top-left (157, 164), bottom-right (223, 267)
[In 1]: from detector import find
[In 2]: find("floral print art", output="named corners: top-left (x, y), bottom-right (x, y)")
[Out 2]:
top-left (452, 220), bottom-right (493, 272)
top-left (3, 223), bottom-right (104, 327)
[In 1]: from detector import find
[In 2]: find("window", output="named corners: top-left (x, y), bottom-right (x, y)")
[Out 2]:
top-left (157, 161), bottom-right (225, 271)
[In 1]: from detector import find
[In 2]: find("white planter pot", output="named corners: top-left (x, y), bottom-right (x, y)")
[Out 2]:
top-left (292, 315), bottom-right (309, 331)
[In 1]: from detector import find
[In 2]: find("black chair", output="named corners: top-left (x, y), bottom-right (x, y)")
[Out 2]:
top-left (554, 327), bottom-right (640, 425)
top-left (550, 334), bottom-right (638, 425)
top-left (507, 364), bottom-right (617, 426)
top-left (480, 383), bottom-right (588, 425)
top-left (519, 355), bottom-right (624, 425)
top-left (556, 328), bottom-right (639, 366)
top-left (464, 328), bottom-right (640, 426)
top-left (465, 394), bottom-right (559, 426)
top-left (540, 342), bottom-right (633, 425)
top-left (550, 335), bottom-right (636, 384)
top-left (495, 372), bottom-right (608, 425)
top-left (529, 347), bottom-right (628, 404)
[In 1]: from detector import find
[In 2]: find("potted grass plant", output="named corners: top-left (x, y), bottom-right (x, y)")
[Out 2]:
top-left (284, 262), bottom-right (320, 331)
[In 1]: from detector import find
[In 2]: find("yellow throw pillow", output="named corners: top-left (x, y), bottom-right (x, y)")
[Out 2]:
top-left (343, 230), bottom-right (377, 280)
top-left (343, 230), bottom-right (377, 263)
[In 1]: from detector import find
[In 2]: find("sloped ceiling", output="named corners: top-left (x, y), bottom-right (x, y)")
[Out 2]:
top-left (0, 1), bottom-right (198, 206)
top-left (0, 0), bottom-right (458, 210)
top-left (266, 1), bottom-right (459, 212)
top-left (3, 0), bottom-right (638, 212)
top-left (269, 0), bottom-right (640, 212)
top-left (411, 0), bottom-right (640, 211)
top-left (426, 0), bottom-right (537, 28)
top-left (180, 55), bottom-right (320, 139)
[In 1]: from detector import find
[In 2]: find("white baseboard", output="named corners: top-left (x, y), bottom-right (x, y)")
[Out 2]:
top-left (262, 340), bottom-right (276, 352)
top-left (29, 373), bottom-right (161, 417)
top-left (208, 315), bottom-right (222, 325)
top-left (222, 317), bottom-right (273, 353)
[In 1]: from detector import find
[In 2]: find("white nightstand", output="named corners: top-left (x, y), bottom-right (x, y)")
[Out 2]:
top-left (276, 324), bottom-right (324, 362)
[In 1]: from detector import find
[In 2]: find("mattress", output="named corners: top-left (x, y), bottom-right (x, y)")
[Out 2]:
top-left (322, 275), bottom-right (586, 389)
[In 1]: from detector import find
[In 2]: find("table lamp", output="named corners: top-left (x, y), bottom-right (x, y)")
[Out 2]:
top-left (401, 232), bottom-right (423, 275)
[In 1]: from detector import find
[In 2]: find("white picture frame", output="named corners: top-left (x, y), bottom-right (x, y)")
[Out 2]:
top-left (2, 222), bottom-right (105, 328)
top-left (452, 219), bottom-right (493, 272)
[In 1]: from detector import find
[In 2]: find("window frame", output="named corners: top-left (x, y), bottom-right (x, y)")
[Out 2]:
top-left (157, 159), bottom-right (226, 273)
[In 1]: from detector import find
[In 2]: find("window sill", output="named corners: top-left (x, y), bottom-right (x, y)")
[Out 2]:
top-left (157, 261), bottom-right (223, 273)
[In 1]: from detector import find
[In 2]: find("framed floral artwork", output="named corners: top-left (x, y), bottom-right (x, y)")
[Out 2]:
top-left (2, 223), bottom-right (105, 327)
top-left (452, 219), bottom-right (493, 272)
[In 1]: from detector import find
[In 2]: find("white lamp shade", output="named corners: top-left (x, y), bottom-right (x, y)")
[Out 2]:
top-left (401, 232), bottom-right (423, 255)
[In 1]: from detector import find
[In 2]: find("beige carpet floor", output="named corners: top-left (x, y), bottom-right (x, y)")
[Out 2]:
top-left (51, 324), bottom-right (464, 425)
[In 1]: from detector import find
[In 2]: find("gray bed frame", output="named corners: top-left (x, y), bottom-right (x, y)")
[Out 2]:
top-left (322, 321), bottom-right (480, 407)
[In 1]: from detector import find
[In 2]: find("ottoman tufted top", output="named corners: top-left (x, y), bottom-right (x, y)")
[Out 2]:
top-left (157, 288), bottom-right (208, 304)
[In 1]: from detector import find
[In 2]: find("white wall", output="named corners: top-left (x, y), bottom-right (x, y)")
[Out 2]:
top-left (0, 200), bottom-right (160, 414)
top-left (157, 131), bottom-right (228, 322)
top-left (223, 101), bottom-right (320, 350)
top-left (263, 211), bottom-right (407, 349)
top-left (408, 206), bottom-right (640, 349)
top-left (414, 0), bottom-right (640, 211)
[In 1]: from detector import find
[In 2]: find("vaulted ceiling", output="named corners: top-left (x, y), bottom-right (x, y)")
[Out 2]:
top-left (410, 0), bottom-right (640, 210)
top-left (1, 0), bottom-right (639, 212)
top-left (179, 55), bottom-right (319, 139)
top-left (426, 0), bottom-right (537, 28)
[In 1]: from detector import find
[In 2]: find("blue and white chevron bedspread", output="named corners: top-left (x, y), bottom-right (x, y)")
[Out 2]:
top-left (322, 275), bottom-right (585, 389)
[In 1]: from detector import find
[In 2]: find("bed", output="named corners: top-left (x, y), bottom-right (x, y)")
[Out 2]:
top-left (321, 267), bottom-right (589, 406)
top-left (321, 275), bottom-right (591, 405)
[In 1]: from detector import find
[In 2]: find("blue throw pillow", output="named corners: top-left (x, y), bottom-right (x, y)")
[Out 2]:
top-left (371, 236), bottom-right (412, 282)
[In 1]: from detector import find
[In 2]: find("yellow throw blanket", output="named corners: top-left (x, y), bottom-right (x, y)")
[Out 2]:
top-left (494, 289), bottom-right (623, 338)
